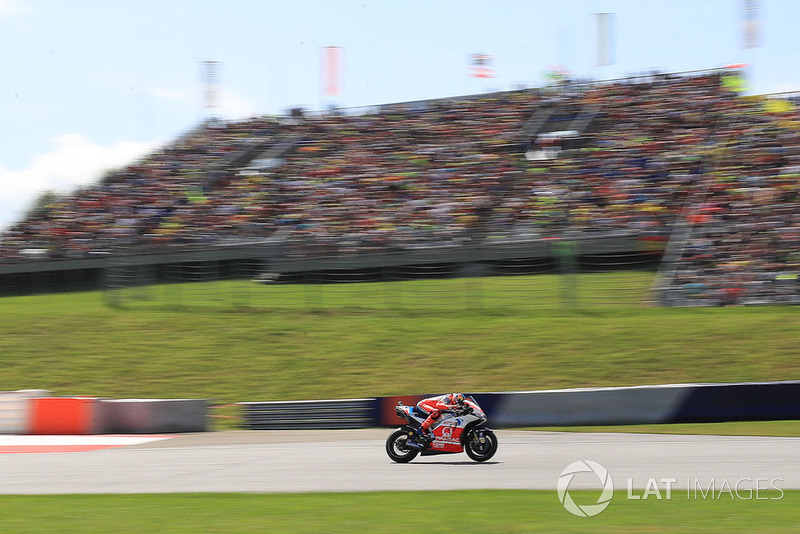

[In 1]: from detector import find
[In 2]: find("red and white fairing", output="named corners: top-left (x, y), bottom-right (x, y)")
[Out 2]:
top-left (394, 397), bottom-right (486, 453)
top-left (429, 398), bottom-right (484, 452)
top-left (387, 395), bottom-right (497, 463)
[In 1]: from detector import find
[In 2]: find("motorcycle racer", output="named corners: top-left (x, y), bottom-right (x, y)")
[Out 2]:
top-left (412, 393), bottom-right (468, 445)
top-left (387, 393), bottom-right (498, 462)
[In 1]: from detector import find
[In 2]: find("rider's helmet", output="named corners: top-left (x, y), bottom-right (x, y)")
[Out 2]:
top-left (453, 393), bottom-right (466, 405)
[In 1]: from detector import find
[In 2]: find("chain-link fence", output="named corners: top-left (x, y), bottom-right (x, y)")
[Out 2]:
top-left (101, 237), bottom-right (659, 311)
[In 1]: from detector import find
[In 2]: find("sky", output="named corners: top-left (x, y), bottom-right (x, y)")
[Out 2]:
top-left (1, 0), bottom-right (799, 231)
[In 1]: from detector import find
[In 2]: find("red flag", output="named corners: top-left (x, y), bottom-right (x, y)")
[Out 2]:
top-left (323, 46), bottom-right (342, 97)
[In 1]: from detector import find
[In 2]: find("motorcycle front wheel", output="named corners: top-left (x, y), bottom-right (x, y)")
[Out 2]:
top-left (464, 428), bottom-right (498, 462)
top-left (386, 429), bottom-right (420, 463)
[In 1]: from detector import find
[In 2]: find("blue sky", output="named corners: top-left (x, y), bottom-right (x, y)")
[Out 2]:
top-left (1, 0), bottom-right (799, 230)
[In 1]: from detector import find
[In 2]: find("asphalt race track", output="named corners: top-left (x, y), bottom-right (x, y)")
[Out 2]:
top-left (0, 430), bottom-right (798, 494)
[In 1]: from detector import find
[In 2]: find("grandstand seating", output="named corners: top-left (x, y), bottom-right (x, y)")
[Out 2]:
top-left (661, 93), bottom-right (800, 306)
top-left (2, 68), bottom-right (799, 306)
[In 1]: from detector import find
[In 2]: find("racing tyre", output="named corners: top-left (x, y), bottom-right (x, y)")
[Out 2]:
top-left (464, 428), bottom-right (498, 462)
top-left (386, 429), bottom-right (419, 463)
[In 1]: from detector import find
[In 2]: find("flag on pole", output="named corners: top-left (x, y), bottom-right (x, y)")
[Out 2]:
top-left (323, 46), bottom-right (343, 97)
top-left (743, 0), bottom-right (760, 49)
top-left (594, 13), bottom-right (614, 66)
top-left (470, 53), bottom-right (495, 78)
top-left (201, 60), bottom-right (220, 117)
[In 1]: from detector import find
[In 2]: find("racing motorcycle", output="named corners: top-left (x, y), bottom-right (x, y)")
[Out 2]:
top-left (385, 395), bottom-right (498, 463)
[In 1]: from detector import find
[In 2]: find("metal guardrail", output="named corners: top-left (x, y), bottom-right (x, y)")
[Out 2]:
top-left (238, 398), bottom-right (376, 430)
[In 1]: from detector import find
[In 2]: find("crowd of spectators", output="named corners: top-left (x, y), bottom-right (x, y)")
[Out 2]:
top-left (260, 94), bottom-right (535, 253)
top-left (0, 92), bottom-right (539, 259)
top-left (0, 116), bottom-right (291, 259)
top-left (667, 95), bottom-right (800, 305)
top-left (485, 72), bottom-right (736, 240)
top-left (2, 68), bottom-right (800, 305)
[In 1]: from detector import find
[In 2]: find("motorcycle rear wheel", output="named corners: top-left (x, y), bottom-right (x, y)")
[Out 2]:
top-left (464, 428), bottom-right (498, 462)
top-left (386, 429), bottom-right (420, 463)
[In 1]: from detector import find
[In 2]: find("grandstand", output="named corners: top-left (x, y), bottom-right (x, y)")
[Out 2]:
top-left (1, 67), bottom-right (799, 307)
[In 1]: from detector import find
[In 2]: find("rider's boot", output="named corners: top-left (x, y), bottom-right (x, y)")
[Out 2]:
top-left (407, 427), bottom-right (431, 449)
top-left (417, 427), bottom-right (433, 445)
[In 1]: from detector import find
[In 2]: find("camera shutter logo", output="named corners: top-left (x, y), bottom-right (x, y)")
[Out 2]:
top-left (557, 460), bottom-right (614, 517)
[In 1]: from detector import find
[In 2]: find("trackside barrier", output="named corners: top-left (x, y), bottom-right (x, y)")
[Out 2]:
top-left (29, 397), bottom-right (97, 435)
top-left (238, 399), bottom-right (375, 429)
top-left (236, 380), bottom-right (800, 430)
top-left (369, 381), bottom-right (800, 428)
top-left (0, 390), bottom-right (50, 434)
top-left (96, 399), bottom-right (208, 434)
top-left (378, 395), bottom-right (425, 427)
top-left (0, 393), bottom-right (207, 434)
top-left (487, 381), bottom-right (800, 427)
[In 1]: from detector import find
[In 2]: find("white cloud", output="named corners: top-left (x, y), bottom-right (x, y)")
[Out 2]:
top-left (0, 134), bottom-right (156, 231)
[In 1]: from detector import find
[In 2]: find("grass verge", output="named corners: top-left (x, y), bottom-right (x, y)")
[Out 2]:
top-left (0, 490), bottom-right (795, 533)
top-left (0, 273), bottom-right (798, 407)
top-left (523, 420), bottom-right (800, 437)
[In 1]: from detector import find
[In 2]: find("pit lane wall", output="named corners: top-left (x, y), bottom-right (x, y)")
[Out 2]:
top-left (0, 392), bottom-right (207, 434)
top-left (256, 381), bottom-right (800, 429)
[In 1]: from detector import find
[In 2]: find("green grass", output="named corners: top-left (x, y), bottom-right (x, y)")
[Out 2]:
top-left (0, 491), bottom-right (796, 533)
top-left (107, 271), bottom-right (656, 311)
top-left (1, 272), bottom-right (799, 407)
top-left (525, 420), bottom-right (800, 437)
